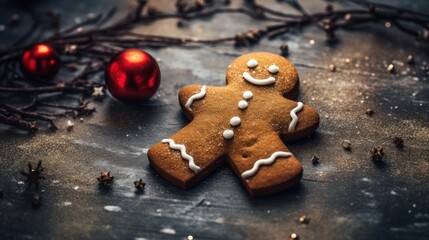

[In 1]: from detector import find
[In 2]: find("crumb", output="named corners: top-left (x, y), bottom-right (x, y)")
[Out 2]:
top-left (365, 108), bottom-right (374, 116)
top-left (328, 64), bottom-right (336, 72)
top-left (344, 13), bottom-right (352, 23)
top-left (342, 140), bottom-right (351, 150)
top-left (290, 233), bottom-right (299, 240)
top-left (407, 55), bottom-right (414, 64)
top-left (67, 120), bottom-right (74, 131)
top-left (299, 215), bottom-right (310, 224)
top-left (387, 64), bottom-right (395, 73)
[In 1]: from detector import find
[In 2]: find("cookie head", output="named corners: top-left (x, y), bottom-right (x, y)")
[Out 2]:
top-left (226, 52), bottom-right (299, 98)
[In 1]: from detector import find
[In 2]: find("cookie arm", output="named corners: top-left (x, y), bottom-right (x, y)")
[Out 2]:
top-left (277, 101), bottom-right (320, 141)
top-left (178, 85), bottom-right (207, 120)
top-left (147, 118), bottom-right (227, 189)
top-left (228, 130), bottom-right (303, 197)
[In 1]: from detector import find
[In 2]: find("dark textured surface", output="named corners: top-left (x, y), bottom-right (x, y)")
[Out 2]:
top-left (0, 0), bottom-right (429, 239)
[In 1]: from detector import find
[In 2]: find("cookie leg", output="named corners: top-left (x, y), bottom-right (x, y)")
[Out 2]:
top-left (228, 131), bottom-right (302, 197)
top-left (147, 120), bottom-right (227, 189)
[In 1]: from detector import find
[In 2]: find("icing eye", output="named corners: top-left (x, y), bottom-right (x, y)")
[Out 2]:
top-left (247, 59), bottom-right (258, 68)
top-left (243, 90), bottom-right (253, 99)
top-left (268, 64), bottom-right (279, 74)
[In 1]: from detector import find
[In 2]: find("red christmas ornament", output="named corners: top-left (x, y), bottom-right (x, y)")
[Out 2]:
top-left (105, 49), bottom-right (161, 103)
top-left (20, 43), bottom-right (60, 80)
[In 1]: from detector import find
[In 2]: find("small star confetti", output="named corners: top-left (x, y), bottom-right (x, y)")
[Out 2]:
top-left (384, 21), bottom-right (391, 28)
top-left (64, 44), bottom-right (77, 54)
top-left (27, 121), bottom-right (37, 132)
top-left (92, 86), bottom-right (105, 100)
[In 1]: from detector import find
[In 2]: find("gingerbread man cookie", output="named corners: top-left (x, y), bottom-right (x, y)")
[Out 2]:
top-left (148, 52), bottom-right (319, 196)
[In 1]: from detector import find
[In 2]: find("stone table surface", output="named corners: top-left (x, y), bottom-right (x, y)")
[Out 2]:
top-left (0, 0), bottom-right (428, 239)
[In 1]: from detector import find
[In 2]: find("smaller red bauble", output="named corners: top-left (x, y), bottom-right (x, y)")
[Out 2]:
top-left (20, 43), bottom-right (60, 80)
top-left (105, 49), bottom-right (161, 103)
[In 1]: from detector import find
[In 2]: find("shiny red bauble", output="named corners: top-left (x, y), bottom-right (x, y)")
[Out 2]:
top-left (20, 43), bottom-right (60, 80)
top-left (105, 49), bottom-right (161, 103)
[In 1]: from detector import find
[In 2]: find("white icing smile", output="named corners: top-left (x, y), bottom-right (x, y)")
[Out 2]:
top-left (243, 72), bottom-right (276, 86)
top-left (243, 59), bottom-right (279, 86)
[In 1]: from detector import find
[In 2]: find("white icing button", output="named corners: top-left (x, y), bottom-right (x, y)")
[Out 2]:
top-left (223, 130), bottom-right (234, 139)
top-left (243, 91), bottom-right (253, 100)
top-left (229, 116), bottom-right (241, 126)
top-left (268, 64), bottom-right (279, 74)
top-left (247, 59), bottom-right (258, 68)
top-left (238, 100), bottom-right (248, 109)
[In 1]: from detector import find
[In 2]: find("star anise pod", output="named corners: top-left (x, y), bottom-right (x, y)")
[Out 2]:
top-left (134, 178), bottom-right (146, 190)
top-left (20, 161), bottom-right (45, 188)
top-left (97, 172), bottom-right (114, 187)
top-left (371, 146), bottom-right (384, 162)
top-left (311, 155), bottom-right (320, 164)
top-left (280, 44), bottom-right (289, 56)
top-left (234, 29), bottom-right (262, 46)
